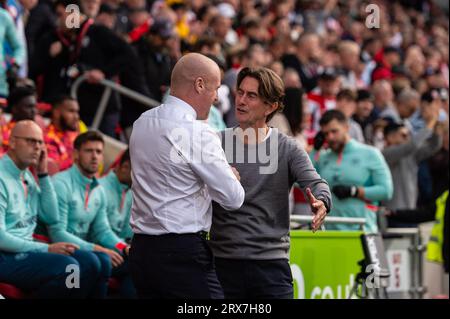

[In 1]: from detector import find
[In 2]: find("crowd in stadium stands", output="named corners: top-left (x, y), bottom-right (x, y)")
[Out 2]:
top-left (0, 0), bottom-right (448, 298)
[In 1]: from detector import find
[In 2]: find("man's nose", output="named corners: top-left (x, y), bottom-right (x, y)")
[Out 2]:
top-left (237, 94), bottom-right (246, 105)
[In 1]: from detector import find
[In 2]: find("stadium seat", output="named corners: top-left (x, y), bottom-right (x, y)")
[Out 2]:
top-left (101, 133), bottom-right (128, 172)
top-left (0, 283), bottom-right (27, 299)
top-left (108, 278), bottom-right (120, 291)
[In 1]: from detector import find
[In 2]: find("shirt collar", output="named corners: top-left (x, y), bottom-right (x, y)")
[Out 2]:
top-left (164, 95), bottom-right (198, 121)
top-left (343, 139), bottom-right (357, 153)
top-left (1, 154), bottom-right (26, 178)
top-left (70, 164), bottom-right (99, 189)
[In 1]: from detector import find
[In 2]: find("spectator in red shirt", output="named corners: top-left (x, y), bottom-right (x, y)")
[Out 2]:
top-left (371, 46), bottom-right (402, 82)
top-left (44, 95), bottom-right (81, 175)
top-left (307, 67), bottom-right (341, 132)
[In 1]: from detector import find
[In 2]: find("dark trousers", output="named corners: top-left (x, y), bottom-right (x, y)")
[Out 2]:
top-left (129, 233), bottom-right (224, 299)
top-left (110, 257), bottom-right (137, 298)
top-left (215, 258), bottom-right (294, 299)
top-left (0, 250), bottom-right (111, 298)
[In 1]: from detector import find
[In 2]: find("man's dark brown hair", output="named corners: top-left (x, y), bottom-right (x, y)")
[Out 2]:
top-left (74, 131), bottom-right (104, 150)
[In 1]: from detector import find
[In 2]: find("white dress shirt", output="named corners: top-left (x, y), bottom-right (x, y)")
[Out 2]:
top-left (129, 95), bottom-right (245, 235)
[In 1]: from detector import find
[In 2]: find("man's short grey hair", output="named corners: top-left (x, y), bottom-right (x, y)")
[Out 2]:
top-left (396, 89), bottom-right (419, 104)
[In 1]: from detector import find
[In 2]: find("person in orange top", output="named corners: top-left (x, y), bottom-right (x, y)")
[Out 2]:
top-left (44, 95), bottom-right (83, 175)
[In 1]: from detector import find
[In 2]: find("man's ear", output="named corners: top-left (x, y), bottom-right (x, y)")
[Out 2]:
top-left (194, 77), bottom-right (205, 94)
top-left (265, 102), bottom-right (278, 117)
top-left (9, 136), bottom-right (16, 150)
top-left (53, 108), bottom-right (61, 119)
top-left (73, 149), bottom-right (79, 163)
top-left (343, 121), bottom-right (351, 133)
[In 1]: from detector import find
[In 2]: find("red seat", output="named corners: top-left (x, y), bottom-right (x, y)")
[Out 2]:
top-left (0, 283), bottom-right (28, 299)
top-left (108, 278), bottom-right (120, 291)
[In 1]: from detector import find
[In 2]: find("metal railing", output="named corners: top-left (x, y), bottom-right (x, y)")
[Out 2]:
top-left (383, 227), bottom-right (426, 299)
top-left (290, 215), bottom-right (366, 231)
top-left (70, 74), bottom-right (160, 130)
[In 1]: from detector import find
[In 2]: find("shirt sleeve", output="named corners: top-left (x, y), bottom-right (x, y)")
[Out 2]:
top-left (363, 148), bottom-right (394, 201)
top-left (0, 180), bottom-right (48, 253)
top-left (49, 178), bottom-right (95, 251)
top-left (187, 124), bottom-right (245, 211)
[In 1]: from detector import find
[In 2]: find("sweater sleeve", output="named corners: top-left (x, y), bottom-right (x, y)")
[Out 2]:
top-left (415, 131), bottom-right (442, 163)
top-left (390, 202), bottom-right (436, 224)
top-left (29, 32), bottom-right (53, 80)
top-left (91, 25), bottom-right (135, 78)
top-left (119, 194), bottom-right (133, 241)
top-left (289, 138), bottom-right (332, 212)
top-left (382, 128), bottom-right (433, 165)
top-left (0, 180), bottom-right (48, 253)
top-left (363, 148), bottom-right (394, 201)
top-left (37, 176), bottom-right (59, 226)
top-left (4, 11), bottom-right (25, 66)
top-left (89, 188), bottom-right (125, 251)
top-left (49, 178), bottom-right (95, 251)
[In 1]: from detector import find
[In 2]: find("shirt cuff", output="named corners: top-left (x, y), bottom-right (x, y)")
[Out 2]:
top-left (115, 242), bottom-right (127, 252)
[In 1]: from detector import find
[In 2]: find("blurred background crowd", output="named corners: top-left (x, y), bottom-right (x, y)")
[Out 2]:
top-left (0, 0), bottom-right (448, 221)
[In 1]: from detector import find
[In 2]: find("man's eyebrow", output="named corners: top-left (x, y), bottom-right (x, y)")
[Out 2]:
top-left (238, 87), bottom-right (258, 95)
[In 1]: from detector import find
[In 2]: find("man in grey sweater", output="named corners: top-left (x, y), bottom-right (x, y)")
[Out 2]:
top-left (210, 67), bottom-right (332, 299)
top-left (382, 100), bottom-right (442, 212)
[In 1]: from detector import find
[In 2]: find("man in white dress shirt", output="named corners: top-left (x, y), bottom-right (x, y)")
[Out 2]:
top-left (128, 53), bottom-right (245, 299)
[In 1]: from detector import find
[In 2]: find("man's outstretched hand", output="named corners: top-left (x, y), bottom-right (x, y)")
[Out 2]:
top-left (306, 188), bottom-right (327, 232)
